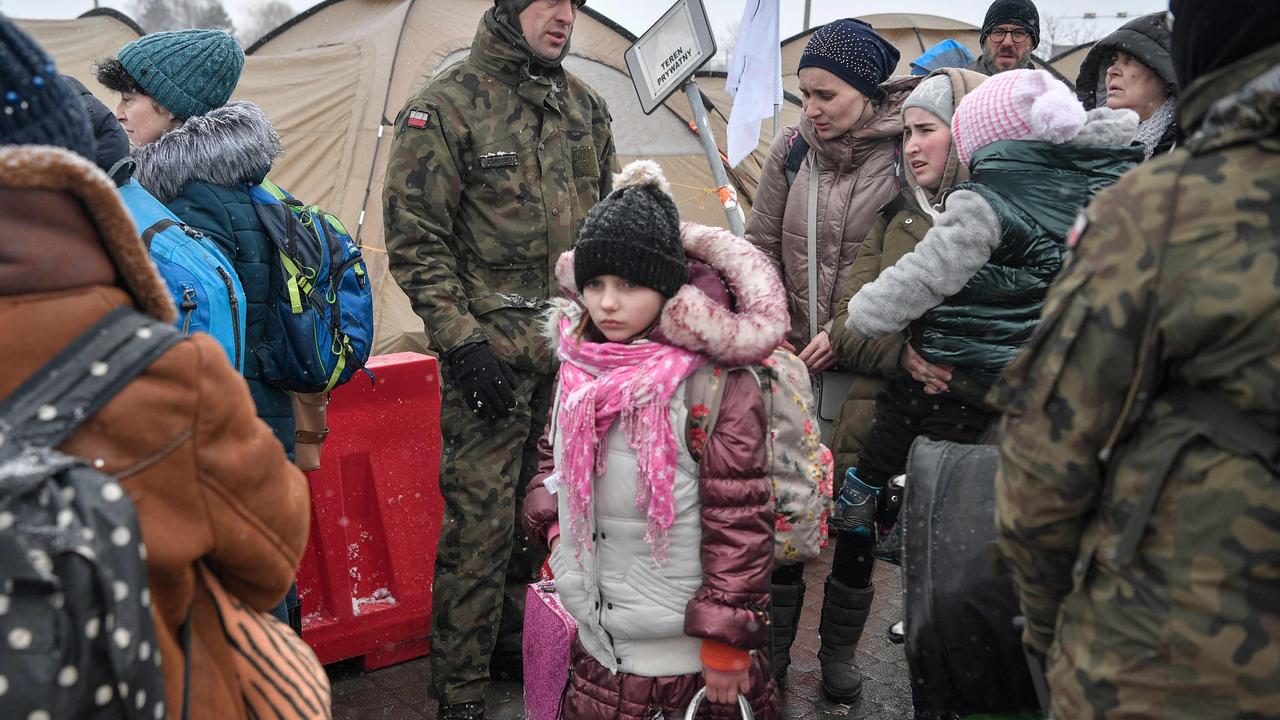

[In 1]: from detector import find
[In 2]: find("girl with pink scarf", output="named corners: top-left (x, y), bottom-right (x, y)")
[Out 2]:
top-left (521, 160), bottom-right (790, 719)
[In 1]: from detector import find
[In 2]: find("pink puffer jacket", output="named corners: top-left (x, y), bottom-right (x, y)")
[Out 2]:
top-left (745, 75), bottom-right (920, 350)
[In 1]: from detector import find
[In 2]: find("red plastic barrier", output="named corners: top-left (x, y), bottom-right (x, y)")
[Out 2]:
top-left (296, 352), bottom-right (443, 670)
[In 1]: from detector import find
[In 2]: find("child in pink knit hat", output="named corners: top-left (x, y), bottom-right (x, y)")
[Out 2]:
top-left (832, 70), bottom-right (1144, 556)
top-left (845, 68), bottom-right (1142, 394)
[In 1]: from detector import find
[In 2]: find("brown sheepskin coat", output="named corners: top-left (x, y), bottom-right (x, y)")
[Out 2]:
top-left (0, 146), bottom-right (310, 720)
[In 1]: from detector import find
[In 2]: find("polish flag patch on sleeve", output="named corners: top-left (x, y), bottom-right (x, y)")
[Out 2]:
top-left (405, 109), bottom-right (431, 130)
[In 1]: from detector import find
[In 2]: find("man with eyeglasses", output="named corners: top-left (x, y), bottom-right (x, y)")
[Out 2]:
top-left (968, 0), bottom-right (1041, 75)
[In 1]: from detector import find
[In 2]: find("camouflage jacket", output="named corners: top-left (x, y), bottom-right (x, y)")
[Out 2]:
top-left (383, 14), bottom-right (617, 373)
top-left (990, 44), bottom-right (1280, 718)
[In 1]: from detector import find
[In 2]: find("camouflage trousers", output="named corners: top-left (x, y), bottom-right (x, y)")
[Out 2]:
top-left (431, 365), bottom-right (553, 704)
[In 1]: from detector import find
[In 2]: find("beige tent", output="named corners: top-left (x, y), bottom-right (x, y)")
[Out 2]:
top-left (15, 9), bottom-right (142, 99)
top-left (17, 1), bottom-right (802, 356)
top-left (1048, 41), bottom-right (1098, 90)
top-left (781, 13), bottom-right (1078, 95)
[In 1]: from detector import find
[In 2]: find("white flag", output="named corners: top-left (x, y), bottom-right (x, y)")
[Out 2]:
top-left (725, 0), bottom-right (782, 168)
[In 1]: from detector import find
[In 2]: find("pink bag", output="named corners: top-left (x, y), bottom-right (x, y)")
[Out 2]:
top-left (523, 579), bottom-right (578, 720)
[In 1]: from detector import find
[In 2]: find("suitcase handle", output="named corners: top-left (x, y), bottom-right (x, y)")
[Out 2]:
top-left (683, 687), bottom-right (753, 719)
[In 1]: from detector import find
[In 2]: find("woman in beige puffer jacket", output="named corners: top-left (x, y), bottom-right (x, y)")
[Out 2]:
top-left (746, 60), bottom-right (918, 374)
top-left (743, 18), bottom-right (918, 704)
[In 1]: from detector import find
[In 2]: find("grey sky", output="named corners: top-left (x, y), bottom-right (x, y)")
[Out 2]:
top-left (3, 0), bottom-right (1164, 47)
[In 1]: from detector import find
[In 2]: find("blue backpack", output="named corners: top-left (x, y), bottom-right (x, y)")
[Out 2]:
top-left (119, 179), bottom-right (247, 373)
top-left (249, 179), bottom-right (374, 392)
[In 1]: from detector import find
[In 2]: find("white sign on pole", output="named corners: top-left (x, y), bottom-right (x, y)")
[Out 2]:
top-left (624, 0), bottom-right (717, 115)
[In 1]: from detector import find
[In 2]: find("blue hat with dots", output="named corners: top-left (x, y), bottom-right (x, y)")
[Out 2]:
top-left (798, 18), bottom-right (901, 100)
top-left (0, 17), bottom-right (93, 159)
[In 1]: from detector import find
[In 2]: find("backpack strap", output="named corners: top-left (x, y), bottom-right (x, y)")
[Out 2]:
top-left (783, 130), bottom-right (808, 189)
top-left (0, 307), bottom-right (182, 451)
top-left (1112, 388), bottom-right (1280, 567)
top-left (685, 365), bottom-right (757, 460)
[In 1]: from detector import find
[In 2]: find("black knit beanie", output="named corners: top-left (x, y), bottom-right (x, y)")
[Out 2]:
top-left (574, 160), bottom-right (687, 299)
top-left (1169, 0), bottom-right (1280, 88)
top-left (980, 0), bottom-right (1041, 49)
top-left (798, 19), bottom-right (899, 99)
top-left (0, 18), bottom-right (93, 159)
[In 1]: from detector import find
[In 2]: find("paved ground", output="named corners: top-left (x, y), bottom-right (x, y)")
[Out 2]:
top-left (328, 547), bottom-right (913, 719)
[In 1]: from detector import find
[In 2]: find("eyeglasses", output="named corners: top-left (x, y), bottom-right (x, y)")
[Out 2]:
top-left (988, 28), bottom-right (1030, 44)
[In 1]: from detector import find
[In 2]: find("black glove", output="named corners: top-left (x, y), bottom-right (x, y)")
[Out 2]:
top-left (446, 341), bottom-right (520, 422)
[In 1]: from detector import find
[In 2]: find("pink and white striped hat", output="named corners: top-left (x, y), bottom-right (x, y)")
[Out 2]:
top-left (951, 69), bottom-right (1087, 166)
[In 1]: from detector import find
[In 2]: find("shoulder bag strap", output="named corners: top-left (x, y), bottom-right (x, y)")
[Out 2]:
top-left (0, 307), bottom-right (181, 450)
top-left (806, 151), bottom-right (820, 343)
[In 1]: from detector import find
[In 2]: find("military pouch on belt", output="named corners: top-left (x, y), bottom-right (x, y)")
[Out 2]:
top-left (1110, 388), bottom-right (1280, 567)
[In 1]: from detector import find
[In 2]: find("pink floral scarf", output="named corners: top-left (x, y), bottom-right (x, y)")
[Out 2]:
top-left (556, 314), bottom-right (706, 562)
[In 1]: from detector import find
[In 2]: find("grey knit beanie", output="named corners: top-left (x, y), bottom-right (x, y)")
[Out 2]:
top-left (574, 160), bottom-right (687, 299)
top-left (902, 73), bottom-right (955, 123)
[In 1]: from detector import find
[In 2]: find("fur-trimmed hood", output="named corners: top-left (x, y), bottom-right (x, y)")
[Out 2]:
top-left (0, 145), bottom-right (175, 322)
top-left (545, 221), bottom-right (789, 366)
top-left (131, 101), bottom-right (282, 204)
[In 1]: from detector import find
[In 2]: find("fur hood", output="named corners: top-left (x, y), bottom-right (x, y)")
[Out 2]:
top-left (545, 221), bottom-right (789, 366)
top-left (0, 146), bottom-right (175, 322)
top-left (132, 101), bottom-right (282, 203)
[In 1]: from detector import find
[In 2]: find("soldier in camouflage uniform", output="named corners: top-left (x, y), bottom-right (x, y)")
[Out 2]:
top-left (382, 1), bottom-right (615, 716)
top-left (990, 3), bottom-right (1280, 717)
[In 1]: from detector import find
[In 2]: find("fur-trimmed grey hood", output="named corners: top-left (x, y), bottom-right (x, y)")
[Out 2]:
top-left (131, 101), bottom-right (282, 203)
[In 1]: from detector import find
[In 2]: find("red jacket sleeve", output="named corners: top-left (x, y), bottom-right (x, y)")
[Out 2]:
top-left (683, 369), bottom-right (774, 650)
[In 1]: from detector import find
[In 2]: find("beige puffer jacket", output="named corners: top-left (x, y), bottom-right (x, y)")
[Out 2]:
top-left (746, 75), bottom-right (920, 350)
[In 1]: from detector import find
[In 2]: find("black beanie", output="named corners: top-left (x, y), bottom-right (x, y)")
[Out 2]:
top-left (981, 0), bottom-right (1041, 49)
top-left (574, 160), bottom-right (687, 299)
top-left (0, 18), bottom-right (93, 159)
top-left (1169, 0), bottom-right (1280, 88)
top-left (798, 19), bottom-right (900, 99)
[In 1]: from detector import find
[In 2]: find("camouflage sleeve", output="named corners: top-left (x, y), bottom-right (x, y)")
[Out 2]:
top-left (595, 101), bottom-right (618, 197)
top-left (382, 100), bottom-right (485, 354)
top-left (988, 192), bottom-right (1159, 653)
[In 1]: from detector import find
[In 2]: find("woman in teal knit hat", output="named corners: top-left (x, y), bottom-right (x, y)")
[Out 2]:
top-left (95, 29), bottom-right (299, 627)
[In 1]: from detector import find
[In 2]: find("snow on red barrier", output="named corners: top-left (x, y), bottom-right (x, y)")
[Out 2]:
top-left (295, 352), bottom-right (443, 670)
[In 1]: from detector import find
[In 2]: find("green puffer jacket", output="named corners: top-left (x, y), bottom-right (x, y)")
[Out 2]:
top-left (913, 140), bottom-right (1142, 387)
top-left (828, 191), bottom-right (929, 472)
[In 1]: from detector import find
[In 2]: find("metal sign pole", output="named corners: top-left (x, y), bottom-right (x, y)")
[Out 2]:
top-left (684, 80), bottom-right (745, 236)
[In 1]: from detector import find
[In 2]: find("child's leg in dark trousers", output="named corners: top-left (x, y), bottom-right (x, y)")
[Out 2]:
top-left (769, 563), bottom-right (806, 685)
top-left (858, 377), bottom-right (998, 487)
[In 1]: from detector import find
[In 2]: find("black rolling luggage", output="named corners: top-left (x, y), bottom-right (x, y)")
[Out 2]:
top-left (900, 438), bottom-right (1043, 717)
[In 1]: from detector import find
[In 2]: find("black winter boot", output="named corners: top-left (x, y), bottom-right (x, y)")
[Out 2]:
top-left (438, 700), bottom-right (485, 720)
top-left (770, 579), bottom-right (806, 686)
top-left (817, 577), bottom-right (875, 704)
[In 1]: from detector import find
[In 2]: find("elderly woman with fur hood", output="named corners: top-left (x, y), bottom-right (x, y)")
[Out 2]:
top-left (95, 30), bottom-right (292, 460)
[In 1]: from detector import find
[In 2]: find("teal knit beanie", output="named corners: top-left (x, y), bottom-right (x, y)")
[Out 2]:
top-left (117, 30), bottom-right (243, 119)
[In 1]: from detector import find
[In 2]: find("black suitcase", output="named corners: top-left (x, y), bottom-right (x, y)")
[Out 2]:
top-left (901, 438), bottom-right (1043, 717)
